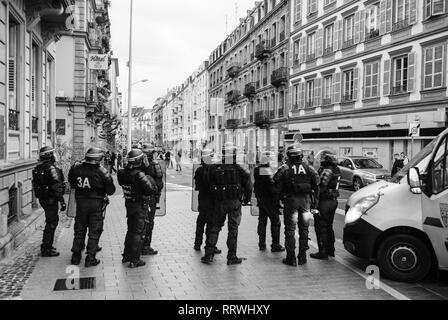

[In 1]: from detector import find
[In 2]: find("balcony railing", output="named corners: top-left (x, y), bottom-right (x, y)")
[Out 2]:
top-left (226, 90), bottom-right (240, 105)
top-left (255, 42), bottom-right (272, 60)
top-left (279, 31), bottom-right (285, 42)
top-left (367, 29), bottom-right (380, 40)
top-left (9, 109), bottom-right (19, 131)
top-left (392, 85), bottom-right (408, 95)
top-left (225, 119), bottom-right (241, 130)
top-left (244, 82), bottom-right (256, 98)
top-left (226, 61), bottom-right (241, 78)
top-left (392, 19), bottom-right (409, 32)
top-left (32, 116), bottom-right (38, 134)
top-left (254, 110), bottom-right (270, 128)
top-left (323, 45), bottom-right (333, 55)
top-left (322, 98), bottom-right (332, 105)
top-left (342, 38), bottom-right (354, 49)
top-left (271, 67), bottom-right (288, 87)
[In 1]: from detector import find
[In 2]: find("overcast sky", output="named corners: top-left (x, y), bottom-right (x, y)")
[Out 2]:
top-left (109, 0), bottom-right (257, 111)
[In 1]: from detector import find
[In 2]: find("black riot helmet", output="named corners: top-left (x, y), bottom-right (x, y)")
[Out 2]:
top-left (200, 149), bottom-right (214, 165)
top-left (127, 149), bottom-right (145, 168)
top-left (85, 147), bottom-right (104, 164)
top-left (320, 150), bottom-right (337, 164)
top-left (39, 146), bottom-right (56, 162)
top-left (286, 145), bottom-right (304, 164)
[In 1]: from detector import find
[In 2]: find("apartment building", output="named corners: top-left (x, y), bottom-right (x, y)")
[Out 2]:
top-left (208, 0), bottom-right (290, 157)
top-left (289, 0), bottom-right (448, 169)
top-left (152, 98), bottom-right (165, 147)
top-left (0, 0), bottom-right (75, 259)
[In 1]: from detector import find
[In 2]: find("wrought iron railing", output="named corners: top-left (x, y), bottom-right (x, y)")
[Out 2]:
top-left (244, 82), bottom-right (256, 98)
top-left (271, 67), bottom-right (288, 87)
top-left (8, 109), bottom-right (19, 131)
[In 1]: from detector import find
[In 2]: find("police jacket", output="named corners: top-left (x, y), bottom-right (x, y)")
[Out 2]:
top-left (273, 160), bottom-right (320, 207)
top-left (118, 166), bottom-right (157, 204)
top-left (318, 161), bottom-right (341, 200)
top-left (144, 159), bottom-right (164, 194)
top-left (254, 164), bottom-right (275, 198)
top-left (32, 161), bottom-right (66, 200)
top-left (68, 162), bottom-right (116, 199)
top-left (194, 164), bottom-right (212, 199)
top-left (208, 163), bottom-right (252, 203)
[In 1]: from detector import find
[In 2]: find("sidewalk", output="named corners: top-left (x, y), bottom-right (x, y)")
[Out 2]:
top-left (14, 189), bottom-right (396, 300)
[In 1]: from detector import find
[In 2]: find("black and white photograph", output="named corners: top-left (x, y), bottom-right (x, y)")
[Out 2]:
top-left (0, 0), bottom-right (448, 311)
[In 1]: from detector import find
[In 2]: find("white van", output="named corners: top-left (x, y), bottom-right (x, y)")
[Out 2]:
top-left (343, 128), bottom-right (448, 283)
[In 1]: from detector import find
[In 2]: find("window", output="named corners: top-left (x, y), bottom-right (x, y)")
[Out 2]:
top-left (340, 147), bottom-right (353, 157)
top-left (425, 0), bottom-right (445, 19)
top-left (307, 32), bottom-right (316, 60)
top-left (308, 0), bottom-right (317, 15)
top-left (8, 16), bottom-right (20, 132)
top-left (343, 69), bottom-right (354, 101)
top-left (324, 24), bottom-right (334, 54)
top-left (293, 84), bottom-right (299, 109)
top-left (423, 44), bottom-right (444, 90)
top-left (393, 0), bottom-right (410, 30)
top-left (324, 0), bottom-right (336, 5)
top-left (393, 55), bottom-right (408, 93)
top-left (366, 3), bottom-right (380, 38)
top-left (343, 15), bottom-right (355, 48)
top-left (56, 119), bottom-right (66, 136)
top-left (432, 136), bottom-right (448, 194)
top-left (305, 80), bottom-right (315, 107)
top-left (294, 0), bottom-right (302, 23)
top-left (293, 38), bottom-right (300, 65)
top-left (323, 75), bottom-right (333, 105)
top-left (31, 44), bottom-right (39, 134)
top-left (364, 61), bottom-right (380, 98)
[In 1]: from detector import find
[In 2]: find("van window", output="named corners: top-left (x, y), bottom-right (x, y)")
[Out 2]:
top-left (432, 137), bottom-right (448, 195)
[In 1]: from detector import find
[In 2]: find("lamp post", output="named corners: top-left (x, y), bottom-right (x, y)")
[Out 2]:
top-left (126, 0), bottom-right (134, 151)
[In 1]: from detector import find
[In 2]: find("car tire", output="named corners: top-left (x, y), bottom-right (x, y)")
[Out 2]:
top-left (353, 177), bottom-right (363, 191)
top-left (377, 234), bottom-right (432, 283)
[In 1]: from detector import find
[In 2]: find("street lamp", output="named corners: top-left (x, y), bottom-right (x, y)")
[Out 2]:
top-left (126, 0), bottom-right (134, 151)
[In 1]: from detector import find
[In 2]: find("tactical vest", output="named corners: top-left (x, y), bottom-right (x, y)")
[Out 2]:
top-left (286, 162), bottom-right (312, 195)
top-left (32, 162), bottom-right (64, 199)
top-left (210, 164), bottom-right (242, 201)
top-left (118, 168), bottom-right (149, 204)
top-left (318, 163), bottom-right (341, 200)
top-left (70, 163), bottom-right (110, 199)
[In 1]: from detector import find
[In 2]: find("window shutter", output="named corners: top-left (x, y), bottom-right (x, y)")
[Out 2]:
top-left (316, 28), bottom-right (323, 57)
top-left (299, 81), bottom-right (305, 109)
top-left (379, 0), bottom-right (387, 35)
top-left (407, 52), bottom-right (416, 92)
top-left (300, 37), bottom-right (307, 63)
top-left (353, 68), bottom-right (359, 100)
top-left (359, 10), bottom-right (366, 42)
top-left (409, 0), bottom-right (417, 24)
top-left (311, 0), bottom-right (317, 14)
top-left (338, 20), bottom-right (343, 49)
top-left (333, 20), bottom-right (340, 51)
top-left (334, 72), bottom-right (341, 103)
top-left (364, 64), bottom-right (369, 98)
top-left (295, 0), bottom-right (302, 23)
top-left (385, 0), bottom-right (392, 32)
top-left (383, 59), bottom-right (390, 96)
top-left (8, 58), bottom-right (16, 109)
top-left (354, 11), bottom-right (361, 44)
top-left (316, 78), bottom-right (322, 106)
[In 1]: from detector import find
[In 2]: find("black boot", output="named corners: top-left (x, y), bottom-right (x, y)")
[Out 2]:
top-left (141, 247), bottom-right (158, 256)
top-left (201, 255), bottom-right (214, 264)
top-left (41, 248), bottom-right (60, 257)
top-left (214, 247), bottom-right (222, 254)
top-left (227, 256), bottom-right (244, 265)
top-left (282, 258), bottom-right (297, 267)
top-left (85, 255), bottom-right (100, 268)
top-left (122, 254), bottom-right (131, 263)
top-left (259, 243), bottom-right (267, 251)
top-left (71, 252), bottom-right (82, 265)
top-left (297, 252), bottom-right (307, 265)
top-left (310, 251), bottom-right (329, 260)
top-left (194, 244), bottom-right (201, 251)
top-left (271, 244), bottom-right (285, 253)
top-left (129, 260), bottom-right (146, 268)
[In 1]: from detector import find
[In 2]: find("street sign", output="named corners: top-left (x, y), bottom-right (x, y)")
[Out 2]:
top-left (409, 121), bottom-right (421, 137)
top-left (88, 54), bottom-right (108, 70)
top-left (293, 133), bottom-right (303, 143)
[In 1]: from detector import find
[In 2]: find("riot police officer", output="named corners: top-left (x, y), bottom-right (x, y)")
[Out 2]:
top-left (254, 151), bottom-right (285, 252)
top-left (193, 149), bottom-right (221, 254)
top-left (201, 143), bottom-right (252, 265)
top-left (118, 149), bottom-right (158, 268)
top-left (32, 146), bottom-right (66, 257)
top-left (310, 151), bottom-right (341, 260)
top-left (141, 145), bottom-right (164, 256)
top-left (273, 145), bottom-right (320, 266)
top-left (69, 147), bottom-right (116, 267)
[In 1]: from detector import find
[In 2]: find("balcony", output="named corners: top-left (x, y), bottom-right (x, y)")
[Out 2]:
top-left (226, 62), bottom-right (241, 78)
top-left (342, 38), bottom-right (354, 49)
top-left (254, 111), bottom-right (270, 128)
top-left (392, 19), bottom-right (409, 32)
top-left (244, 82), bottom-right (256, 99)
top-left (8, 109), bottom-right (19, 131)
top-left (226, 90), bottom-right (240, 105)
top-left (367, 29), bottom-right (380, 40)
top-left (225, 119), bottom-right (241, 130)
top-left (255, 42), bottom-right (272, 60)
top-left (271, 67), bottom-right (288, 88)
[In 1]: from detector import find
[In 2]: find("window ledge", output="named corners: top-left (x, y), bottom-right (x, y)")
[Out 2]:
top-left (390, 25), bottom-right (412, 35)
top-left (389, 91), bottom-right (411, 98)
top-left (362, 97), bottom-right (380, 103)
top-left (322, 51), bottom-right (335, 58)
top-left (307, 11), bottom-right (318, 19)
top-left (365, 35), bottom-right (381, 43)
top-left (341, 44), bottom-right (357, 51)
top-left (420, 87), bottom-right (447, 94)
top-left (340, 100), bottom-right (355, 105)
top-left (423, 14), bottom-right (448, 24)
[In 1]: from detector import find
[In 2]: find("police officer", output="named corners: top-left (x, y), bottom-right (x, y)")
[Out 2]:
top-left (32, 146), bottom-right (66, 257)
top-left (141, 145), bottom-right (164, 256)
top-left (273, 145), bottom-right (320, 266)
top-left (201, 143), bottom-right (252, 265)
top-left (254, 151), bottom-right (285, 252)
top-left (118, 149), bottom-right (158, 268)
top-left (310, 151), bottom-right (341, 260)
top-left (193, 149), bottom-right (221, 254)
top-left (69, 147), bottom-right (116, 267)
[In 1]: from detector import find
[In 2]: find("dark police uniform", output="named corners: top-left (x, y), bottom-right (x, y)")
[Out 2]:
top-left (118, 155), bottom-right (157, 267)
top-left (69, 157), bottom-right (116, 266)
top-left (194, 163), bottom-right (213, 249)
top-left (274, 154), bottom-right (320, 266)
top-left (254, 163), bottom-right (284, 252)
top-left (311, 158), bottom-right (341, 259)
top-left (32, 147), bottom-right (66, 257)
top-left (202, 152), bottom-right (252, 265)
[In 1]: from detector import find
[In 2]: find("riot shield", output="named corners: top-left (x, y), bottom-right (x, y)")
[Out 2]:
top-left (66, 189), bottom-right (76, 218)
top-left (155, 160), bottom-right (167, 217)
top-left (191, 163), bottom-right (200, 212)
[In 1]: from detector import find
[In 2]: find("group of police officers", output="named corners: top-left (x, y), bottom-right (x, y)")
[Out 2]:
top-left (31, 141), bottom-right (341, 269)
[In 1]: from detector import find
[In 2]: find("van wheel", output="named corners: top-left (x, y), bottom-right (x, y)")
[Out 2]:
top-left (377, 234), bottom-right (432, 283)
top-left (353, 177), bottom-right (363, 191)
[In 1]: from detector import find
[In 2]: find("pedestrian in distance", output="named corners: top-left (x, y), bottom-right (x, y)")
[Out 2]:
top-left (193, 149), bottom-right (221, 255)
top-left (254, 151), bottom-right (285, 253)
top-left (391, 153), bottom-right (404, 177)
top-left (118, 149), bottom-right (158, 268)
top-left (175, 150), bottom-right (182, 172)
top-left (273, 145), bottom-right (320, 266)
top-left (32, 146), bottom-right (67, 257)
top-left (117, 152), bottom-right (123, 170)
top-left (110, 151), bottom-right (117, 174)
top-left (165, 150), bottom-right (172, 169)
top-left (310, 150), bottom-right (341, 260)
top-left (69, 147), bottom-right (116, 267)
top-left (201, 143), bottom-right (252, 265)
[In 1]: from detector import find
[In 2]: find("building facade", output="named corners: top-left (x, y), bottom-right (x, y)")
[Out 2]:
top-left (0, 0), bottom-right (75, 259)
top-left (288, 0), bottom-right (448, 170)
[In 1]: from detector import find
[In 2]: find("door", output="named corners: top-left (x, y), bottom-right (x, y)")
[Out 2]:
top-left (421, 133), bottom-right (448, 269)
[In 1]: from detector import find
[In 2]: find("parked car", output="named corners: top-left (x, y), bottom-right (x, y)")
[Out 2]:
top-left (338, 156), bottom-right (390, 191)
